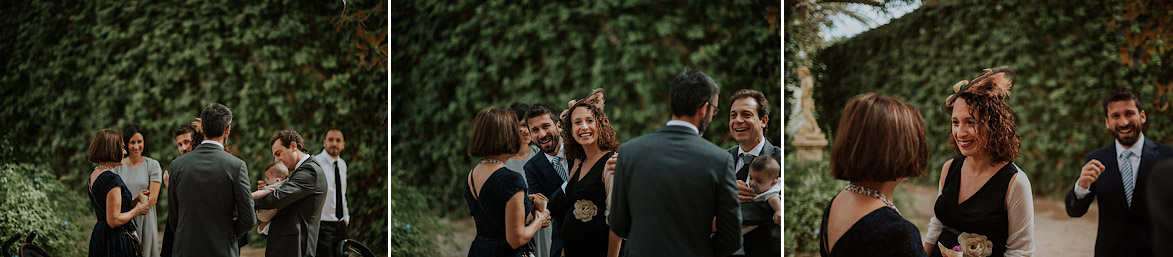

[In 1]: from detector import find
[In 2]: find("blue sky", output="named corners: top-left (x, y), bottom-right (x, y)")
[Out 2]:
top-left (822, 1), bottom-right (922, 41)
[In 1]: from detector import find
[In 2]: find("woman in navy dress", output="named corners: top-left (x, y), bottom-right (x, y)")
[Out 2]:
top-left (560, 102), bottom-right (621, 257)
top-left (819, 94), bottom-right (929, 257)
top-left (465, 108), bottom-right (552, 257)
top-left (87, 129), bottom-right (151, 257)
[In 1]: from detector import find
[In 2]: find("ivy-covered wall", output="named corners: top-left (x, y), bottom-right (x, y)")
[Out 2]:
top-left (392, 0), bottom-right (781, 254)
top-left (814, 0), bottom-right (1173, 195)
top-left (0, 0), bottom-right (388, 254)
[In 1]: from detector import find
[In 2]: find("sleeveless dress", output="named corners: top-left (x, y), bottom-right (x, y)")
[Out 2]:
top-left (561, 152), bottom-right (614, 257)
top-left (88, 170), bottom-right (140, 257)
top-left (465, 167), bottom-right (533, 257)
top-left (113, 157), bottom-right (162, 257)
top-left (818, 195), bottom-right (926, 257)
top-left (930, 156), bottom-right (1017, 257)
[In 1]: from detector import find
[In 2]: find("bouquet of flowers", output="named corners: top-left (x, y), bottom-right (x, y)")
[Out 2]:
top-left (938, 232), bottom-right (993, 257)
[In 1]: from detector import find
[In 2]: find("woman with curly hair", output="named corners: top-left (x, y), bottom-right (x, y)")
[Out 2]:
top-left (923, 67), bottom-right (1035, 257)
top-left (560, 100), bottom-right (622, 257)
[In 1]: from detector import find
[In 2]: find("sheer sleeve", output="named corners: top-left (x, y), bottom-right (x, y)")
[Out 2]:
top-left (923, 185), bottom-right (945, 245)
top-left (1003, 169), bottom-right (1035, 257)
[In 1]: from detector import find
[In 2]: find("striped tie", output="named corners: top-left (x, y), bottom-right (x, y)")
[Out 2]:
top-left (1120, 150), bottom-right (1135, 207)
top-left (552, 156), bottom-right (568, 182)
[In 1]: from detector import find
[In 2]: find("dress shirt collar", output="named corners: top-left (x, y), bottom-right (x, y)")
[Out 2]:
top-left (666, 120), bottom-right (700, 135)
top-left (295, 152), bottom-right (311, 170)
top-left (544, 141), bottom-right (566, 163)
top-left (201, 140), bottom-right (224, 149)
top-left (738, 136), bottom-right (767, 157)
top-left (1115, 133), bottom-right (1146, 158)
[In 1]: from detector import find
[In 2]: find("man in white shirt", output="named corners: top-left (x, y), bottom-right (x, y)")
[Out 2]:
top-left (315, 129), bottom-right (350, 257)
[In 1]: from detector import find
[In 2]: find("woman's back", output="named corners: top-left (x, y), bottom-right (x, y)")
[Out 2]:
top-left (88, 170), bottom-right (138, 257)
top-left (820, 194), bottom-right (926, 257)
top-left (465, 167), bottom-right (530, 257)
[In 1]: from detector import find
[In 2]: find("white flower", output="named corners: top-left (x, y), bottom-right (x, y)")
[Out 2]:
top-left (956, 232), bottom-right (993, 257)
top-left (573, 199), bottom-right (597, 222)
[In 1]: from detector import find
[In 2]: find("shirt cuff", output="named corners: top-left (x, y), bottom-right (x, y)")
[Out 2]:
top-left (1073, 183), bottom-right (1090, 199)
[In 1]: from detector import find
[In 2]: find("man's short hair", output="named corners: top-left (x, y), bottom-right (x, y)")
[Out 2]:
top-left (269, 130), bottom-right (308, 153)
top-left (122, 123), bottom-right (147, 153)
top-left (88, 129), bottom-right (124, 163)
top-left (831, 93), bottom-right (928, 182)
top-left (508, 102), bottom-right (531, 123)
top-left (669, 69), bottom-right (720, 117)
top-left (173, 124), bottom-right (197, 138)
top-left (468, 108), bottom-right (521, 157)
top-left (729, 89), bottom-right (770, 118)
top-left (523, 103), bottom-right (559, 125)
top-left (749, 154), bottom-right (780, 179)
top-left (264, 162), bottom-right (289, 179)
top-left (1103, 87), bottom-right (1144, 117)
top-left (200, 103), bottom-right (232, 138)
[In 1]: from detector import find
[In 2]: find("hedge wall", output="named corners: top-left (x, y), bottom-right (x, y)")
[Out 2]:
top-left (392, 0), bottom-right (781, 254)
top-left (0, 0), bottom-right (388, 254)
top-left (814, 0), bottom-right (1173, 195)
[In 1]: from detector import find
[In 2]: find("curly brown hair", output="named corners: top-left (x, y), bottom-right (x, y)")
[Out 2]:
top-left (562, 102), bottom-right (619, 163)
top-left (945, 92), bottom-right (1020, 164)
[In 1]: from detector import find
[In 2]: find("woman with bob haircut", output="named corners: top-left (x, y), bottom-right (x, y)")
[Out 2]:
top-left (87, 129), bottom-right (152, 257)
top-left (924, 67), bottom-right (1034, 257)
top-left (465, 108), bottom-right (552, 257)
top-left (819, 93), bottom-right (929, 257)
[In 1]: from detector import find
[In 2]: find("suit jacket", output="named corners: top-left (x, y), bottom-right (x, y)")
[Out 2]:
top-left (610, 125), bottom-right (742, 257)
top-left (726, 139), bottom-right (781, 257)
top-left (167, 143), bottom-right (255, 257)
top-left (256, 156), bottom-right (328, 257)
top-left (1065, 138), bottom-right (1173, 257)
top-left (523, 152), bottom-right (573, 257)
top-left (1146, 159), bottom-right (1173, 253)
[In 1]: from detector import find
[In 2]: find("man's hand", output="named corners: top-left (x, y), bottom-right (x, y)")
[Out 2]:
top-left (257, 180), bottom-right (268, 191)
top-left (773, 211), bottom-right (781, 225)
top-left (604, 154), bottom-right (617, 178)
top-left (736, 180), bottom-right (755, 203)
top-left (163, 170), bottom-right (170, 188)
top-left (1077, 159), bottom-right (1105, 189)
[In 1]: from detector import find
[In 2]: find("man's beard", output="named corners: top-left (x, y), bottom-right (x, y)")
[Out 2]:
top-left (1113, 124), bottom-right (1141, 147)
top-left (538, 135), bottom-right (559, 154)
top-left (327, 147), bottom-right (340, 157)
top-left (697, 109), bottom-right (712, 136)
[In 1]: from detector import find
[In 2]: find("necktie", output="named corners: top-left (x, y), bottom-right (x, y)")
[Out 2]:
top-left (736, 153), bottom-right (755, 181)
top-left (1120, 150), bottom-right (1134, 207)
top-left (335, 160), bottom-right (345, 220)
top-left (552, 156), bottom-right (568, 182)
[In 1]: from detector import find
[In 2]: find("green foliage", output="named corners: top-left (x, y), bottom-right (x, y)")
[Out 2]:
top-left (389, 177), bottom-right (454, 257)
top-left (782, 153), bottom-right (842, 256)
top-left (813, 0), bottom-right (1173, 196)
top-left (0, 163), bottom-right (90, 257)
top-left (392, 0), bottom-right (781, 253)
top-left (0, 0), bottom-right (388, 254)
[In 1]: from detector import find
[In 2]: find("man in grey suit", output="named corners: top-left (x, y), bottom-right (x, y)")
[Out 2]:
top-left (256, 130), bottom-right (328, 257)
top-left (725, 89), bottom-right (781, 257)
top-left (610, 69), bottom-right (742, 257)
top-left (167, 103), bottom-right (255, 257)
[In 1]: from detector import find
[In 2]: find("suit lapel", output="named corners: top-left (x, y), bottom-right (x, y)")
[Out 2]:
top-left (1134, 139), bottom-right (1159, 211)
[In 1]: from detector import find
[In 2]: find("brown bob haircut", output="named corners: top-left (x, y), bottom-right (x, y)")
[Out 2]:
top-left (562, 102), bottom-right (619, 162)
top-left (831, 93), bottom-right (928, 182)
top-left (89, 129), bottom-right (125, 163)
top-left (944, 94), bottom-right (1021, 164)
top-left (468, 108), bottom-right (522, 157)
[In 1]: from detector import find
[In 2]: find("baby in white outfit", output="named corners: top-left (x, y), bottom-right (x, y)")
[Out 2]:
top-left (252, 162), bottom-right (288, 235)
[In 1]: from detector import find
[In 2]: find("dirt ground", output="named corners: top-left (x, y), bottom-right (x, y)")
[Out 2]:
top-left (437, 183), bottom-right (1100, 256)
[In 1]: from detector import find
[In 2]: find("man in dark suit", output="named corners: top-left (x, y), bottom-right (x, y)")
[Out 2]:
top-left (1146, 159), bottom-right (1173, 253)
top-left (724, 89), bottom-right (781, 257)
top-left (610, 69), bottom-right (741, 257)
top-left (522, 102), bottom-right (573, 257)
top-left (167, 103), bottom-right (255, 257)
top-left (256, 130), bottom-right (329, 257)
top-left (1066, 88), bottom-right (1173, 257)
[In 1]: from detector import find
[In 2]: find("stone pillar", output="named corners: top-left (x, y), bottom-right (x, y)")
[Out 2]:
top-left (791, 66), bottom-right (828, 161)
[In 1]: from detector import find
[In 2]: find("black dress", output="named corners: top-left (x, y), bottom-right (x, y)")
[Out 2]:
top-left (465, 167), bottom-right (533, 257)
top-left (562, 152), bottom-right (614, 257)
top-left (929, 156), bottom-right (1017, 257)
top-left (87, 170), bottom-right (140, 257)
top-left (819, 195), bottom-right (926, 257)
